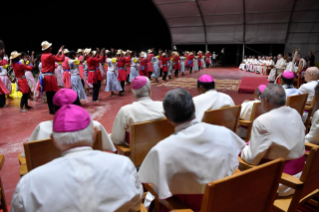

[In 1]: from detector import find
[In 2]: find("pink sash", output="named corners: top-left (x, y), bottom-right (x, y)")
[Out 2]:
top-left (125, 132), bottom-right (130, 144)
top-left (260, 156), bottom-right (305, 175)
top-left (160, 194), bottom-right (203, 212)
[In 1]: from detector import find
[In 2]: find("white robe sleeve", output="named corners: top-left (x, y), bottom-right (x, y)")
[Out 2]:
top-left (111, 108), bottom-right (128, 145)
top-left (298, 84), bottom-right (308, 95)
top-left (92, 121), bottom-right (117, 152)
top-left (305, 110), bottom-right (319, 144)
top-left (10, 178), bottom-right (27, 212)
top-left (241, 118), bottom-right (271, 165)
top-left (127, 160), bottom-right (144, 211)
top-left (240, 101), bottom-right (254, 120)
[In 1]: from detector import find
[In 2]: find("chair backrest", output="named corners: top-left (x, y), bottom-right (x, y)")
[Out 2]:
top-left (130, 118), bottom-right (174, 166)
top-left (200, 158), bottom-right (285, 212)
top-left (202, 105), bottom-right (241, 133)
top-left (298, 146), bottom-right (319, 200)
top-left (250, 102), bottom-right (264, 122)
top-left (286, 93), bottom-right (308, 116)
top-left (24, 130), bottom-right (102, 171)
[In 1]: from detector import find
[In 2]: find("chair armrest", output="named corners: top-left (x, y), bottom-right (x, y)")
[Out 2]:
top-left (280, 173), bottom-right (304, 189)
top-left (238, 157), bottom-right (256, 170)
top-left (114, 144), bottom-right (131, 156)
top-left (304, 105), bottom-right (313, 110)
top-left (305, 142), bottom-right (318, 151)
top-left (20, 164), bottom-right (28, 177)
top-left (238, 120), bottom-right (252, 126)
top-left (18, 153), bottom-right (26, 165)
top-left (140, 203), bottom-right (148, 212)
top-left (0, 155), bottom-right (4, 171)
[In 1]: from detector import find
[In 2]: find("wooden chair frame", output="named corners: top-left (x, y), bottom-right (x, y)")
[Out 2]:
top-left (116, 118), bottom-right (174, 167)
top-left (20, 130), bottom-right (102, 176)
top-left (0, 155), bottom-right (8, 212)
top-left (286, 93), bottom-right (308, 117)
top-left (202, 105), bottom-right (241, 133)
top-left (238, 102), bottom-right (263, 141)
top-left (304, 97), bottom-right (316, 134)
top-left (145, 158), bottom-right (285, 212)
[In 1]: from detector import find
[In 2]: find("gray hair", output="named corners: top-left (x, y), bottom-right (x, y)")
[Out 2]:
top-left (163, 89), bottom-right (195, 124)
top-left (261, 84), bottom-right (286, 106)
top-left (52, 121), bottom-right (94, 150)
top-left (296, 54), bottom-right (301, 58)
top-left (132, 77), bottom-right (151, 98)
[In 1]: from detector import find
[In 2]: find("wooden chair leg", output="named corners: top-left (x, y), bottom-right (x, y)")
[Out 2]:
top-left (0, 177), bottom-right (8, 212)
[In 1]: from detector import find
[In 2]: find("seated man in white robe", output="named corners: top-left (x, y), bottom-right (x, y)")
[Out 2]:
top-left (111, 76), bottom-right (165, 145)
top-left (237, 85), bottom-right (266, 138)
top-left (239, 56), bottom-right (247, 70)
top-left (298, 67), bottom-right (319, 105)
top-left (281, 71), bottom-right (299, 98)
top-left (21, 89), bottom-right (116, 157)
top-left (139, 89), bottom-right (245, 211)
top-left (241, 84), bottom-right (305, 196)
top-left (11, 105), bottom-right (143, 212)
top-left (268, 54), bottom-right (286, 82)
top-left (306, 82), bottom-right (319, 144)
top-left (285, 56), bottom-right (295, 73)
top-left (193, 74), bottom-right (235, 121)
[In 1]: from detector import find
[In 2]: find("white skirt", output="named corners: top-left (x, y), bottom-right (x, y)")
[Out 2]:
top-left (180, 63), bottom-right (185, 73)
top-left (268, 69), bottom-right (276, 81)
top-left (105, 71), bottom-right (122, 92)
top-left (129, 67), bottom-right (139, 82)
top-left (193, 60), bottom-right (199, 71)
top-left (153, 64), bottom-right (160, 79)
top-left (71, 75), bottom-right (87, 100)
top-left (25, 71), bottom-right (37, 93)
top-left (55, 66), bottom-right (63, 86)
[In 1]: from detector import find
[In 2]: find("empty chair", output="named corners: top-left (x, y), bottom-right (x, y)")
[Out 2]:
top-left (202, 105), bottom-right (241, 133)
top-left (116, 118), bottom-right (174, 166)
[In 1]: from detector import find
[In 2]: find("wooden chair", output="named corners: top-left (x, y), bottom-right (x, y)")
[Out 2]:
top-left (273, 145), bottom-right (319, 212)
top-left (293, 70), bottom-right (302, 88)
top-left (20, 130), bottom-right (102, 176)
top-left (238, 102), bottom-right (264, 141)
top-left (202, 105), bottom-right (241, 133)
top-left (286, 93), bottom-right (308, 117)
top-left (147, 158), bottom-right (285, 212)
top-left (0, 155), bottom-right (8, 212)
top-left (116, 118), bottom-right (174, 167)
top-left (304, 97), bottom-right (316, 133)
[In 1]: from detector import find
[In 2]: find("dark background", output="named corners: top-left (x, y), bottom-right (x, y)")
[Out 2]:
top-left (1, 0), bottom-right (285, 66)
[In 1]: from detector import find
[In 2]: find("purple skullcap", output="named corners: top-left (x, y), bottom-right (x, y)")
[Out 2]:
top-left (131, 76), bottom-right (148, 90)
top-left (53, 105), bottom-right (91, 133)
top-left (258, 84), bottom-right (267, 93)
top-left (53, 89), bottom-right (77, 107)
top-left (199, 74), bottom-right (214, 83)
top-left (282, 71), bottom-right (295, 79)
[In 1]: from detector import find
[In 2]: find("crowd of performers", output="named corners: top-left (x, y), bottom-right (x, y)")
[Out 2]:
top-left (238, 51), bottom-right (315, 84)
top-left (0, 40), bottom-right (221, 113)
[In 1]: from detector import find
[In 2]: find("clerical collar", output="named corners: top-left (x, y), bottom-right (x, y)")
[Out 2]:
top-left (136, 96), bottom-right (152, 102)
top-left (282, 84), bottom-right (294, 89)
top-left (62, 146), bottom-right (92, 157)
top-left (175, 118), bottom-right (199, 133)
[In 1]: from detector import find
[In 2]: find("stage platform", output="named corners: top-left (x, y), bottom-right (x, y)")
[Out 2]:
top-left (0, 66), bottom-right (265, 205)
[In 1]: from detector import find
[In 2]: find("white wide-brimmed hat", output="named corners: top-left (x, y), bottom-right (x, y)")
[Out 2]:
top-left (63, 49), bottom-right (69, 54)
top-left (148, 49), bottom-right (152, 53)
top-left (10, 51), bottom-right (21, 59)
top-left (77, 49), bottom-right (83, 53)
top-left (84, 48), bottom-right (91, 56)
top-left (92, 50), bottom-right (97, 56)
top-left (105, 50), bottom-right (110, 53)
top-left (116, 50), bottom-right (122, 55)
top-left (162, 53), bottom-right (166, 56)
top-left (41, 41), bottom-right (52, 51)
top-left (206, 51), bottom-right (210, 53)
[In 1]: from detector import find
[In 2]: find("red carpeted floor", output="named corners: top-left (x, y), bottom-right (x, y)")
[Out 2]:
top-left (238, 76), bottom-right (269, 93)
top-left (0, 67), bottom-right (312, 211)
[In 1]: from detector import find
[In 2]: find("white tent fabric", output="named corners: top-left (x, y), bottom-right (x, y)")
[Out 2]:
top-left (152, 0), bottom-right (319, 60)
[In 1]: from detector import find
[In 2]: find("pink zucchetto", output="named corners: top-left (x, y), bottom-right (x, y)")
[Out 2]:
top-left (258, 84), bottom-right (267, 93)
top-left (199, 74), bottom-right (214, 83)
top-left (53, 105), bottom-right (91, 133)
top-left (282, 71), bottom-right (295, 79)
top-left (131, 76), bottom-right (148, 90)
top-left (53, 88), bottom-right (77, 107)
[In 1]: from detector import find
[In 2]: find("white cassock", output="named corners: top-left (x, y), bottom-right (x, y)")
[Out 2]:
top-left (285, 61), bottom-right (296, 73)
top-left (21, 120), bottom-right (116, 157)
top-left (282, 85), bottom-right (299, 99)
top-left (241, 106), bottom-right (305, 196)
top-left (138, 119), bottom-right (246, 199)
top-left (238, 59), bottom-right (246, 70)
top-left (298, 80), bottom-right (317, 104)
top-left (193, 90), bottom-right (235, 121)
top-left (111, 97), bottom-right (165, 145)
top-left (305, 110), bottom-right (319, 144)
top-left (268, 58), bottom-right (286, 82)
top-left (11, 147), bottom-right (143, 212)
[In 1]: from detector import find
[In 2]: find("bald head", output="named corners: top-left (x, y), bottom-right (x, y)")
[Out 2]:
top-left (305, 67), bottom-right (319, 82)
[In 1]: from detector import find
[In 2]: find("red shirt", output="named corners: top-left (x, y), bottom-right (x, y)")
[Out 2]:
top-left (12, 62), bottom-right (33, 78)
top-left (87, 55), bottom-right (104, 70)
top-left (206, 53), bottom-right (211, 58)
top-left (78, 56), bottom-right (84, 65)
top-left (117, 57), bottom-right (125, 68)
top-left (124, 56), bottom-right (131, 66)
top-left (41, 52), bottom-right (65, 73)
top-left (0, 57), bottom-right (8, 66)
top-left (161, 57), bottom-right (169, 65)
top-left (147, 54), bottom-right (154, 63)
top-left (62, 57), bottom-right (70, 70)
top-left (198, 54), bottom-right (203, 59)
top-left (187, 55), bottom-right (194, 61)
top-left (174, 56), bottom-right (180, 63)
top-left (140, 57), bottom-right (148, 66)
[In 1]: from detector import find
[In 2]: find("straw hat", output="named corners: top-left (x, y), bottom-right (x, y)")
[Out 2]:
top-left (77, 49), bottom-right (83, 53)
top-left (189, 52), bottom-right (193, 56)
top-left (84, 48), bottom-right (91, 56)
top-left (10, 51), bottom-right (21, 60)
top-left (206, 51), bottom-right (210, 53)
top-left (148, 49), bottom-right (152, 53)
top-left (126, 50), bottom-right (132, 53)
top-left (63, 49), bottom-right (69, 54)
top-left (116, 50), bottom-right (122, 55)
top-left (41, 41), bottom-right (52, 51)
top-left (162, 53), bottom-right (166, 56)
top-left (105, 50), bottom-right (110, 54)
top-left (92, 50), bottom-right (97, 56)
top-left (123, 52), bottom-right (127, 55)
